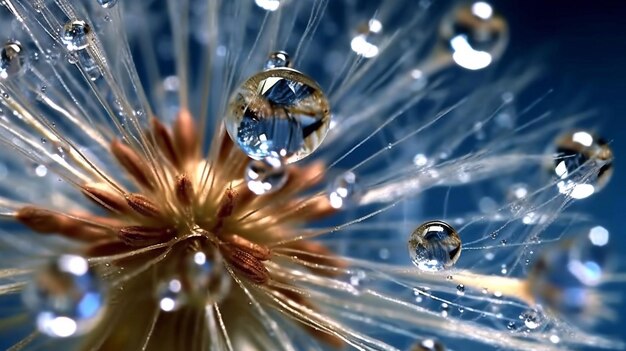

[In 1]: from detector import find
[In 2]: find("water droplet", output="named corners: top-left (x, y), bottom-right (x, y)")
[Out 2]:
top-left (408, 221), bottom-right (461, 272)
top-left (328, 171), bottom-right (361, 209)
top-left (351, 19), bottom-right (383, 58)
top-left (520, 310), bottom-right (542, 330)
top-left (456, 284), bottom-right (465, 295)
top-left (0, 41), bottom-right (26, 79)
top-left (255, 0), bottom-right (280, 11)
top-left (23, 255), bottom-right (105, 338)
top-left (183, 250), bottom-right (231, 303)
top-left (552, 130), bottom-right (613, 199)
top-left (507, 321), bottom-right (517, 330)
top-left (158, 278), bottom-right (185, 312)
top-left (225, 67), bottom-right (331, 163)
top-left (245, 156), bottom-right (288, 195)
top-left (265, 51), bottom-right (291, 70)
top-left (528, 227), bottom-right (611, 326)
top-left (409, 338), bottom-right (446, 351)
top-left (440, 2), bottom-right (508, 70)
top-left (97, 0), bottom-right (118, 8)
top-left (61, 20), bottom-right (92, 51)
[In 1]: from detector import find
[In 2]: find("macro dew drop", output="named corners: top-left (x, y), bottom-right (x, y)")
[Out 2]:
top-left (157, 278), bottom-right (185, 312)
top-left (225, 52), bottom-right (331, 163)
top-left (61, 20), bottom-right (92, 52)
top-left (350, 18), bottom-right (383, 58)
top-left (264, 51), bottom-right (291, 70)
top-left (409, 338), bottom-right (446, 351)
top-left (439, 1), bottom-right (508, 70)
top-left (96, 0), bottom-right (118, 8)
top-left (528, 226), bottom-right (612, 326)
top-left (245, 156), bottom-right (288, 195)
top-left (22, 255), bottom-right (105, 338)
top-left (328, 171), bottom-right (362, 209)
top-left (408, 220), bottom-right (461, 272)
top-left (183, 250), bottom-right (231, 303)
top-left (0, 41), bottom-right (26, 79)
top-left (552, 130), bottom-right (613, 199)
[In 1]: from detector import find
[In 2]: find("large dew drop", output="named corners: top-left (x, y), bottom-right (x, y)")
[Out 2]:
top-left (528, 226), bottom-right (612, 326)
top-left (552, 130), bottom-right (613, 199)
top-left (0, 41), bottom-right (25, 79)
top-left (61, 20), bottom-right (92, 52)
top-left (22, 255), bottom-right (105, 338)
top-left (440, 2), bottom-right (508, 70)
top-left (183, 250), bottom-right (231, 303)
top-left (408, 221), bottom-right (461, 272)
top-left (225, 64), bottom-right (331, 163)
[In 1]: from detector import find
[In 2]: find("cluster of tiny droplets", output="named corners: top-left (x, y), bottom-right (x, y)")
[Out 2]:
top-left (0, 0), bottom-right (613, 351)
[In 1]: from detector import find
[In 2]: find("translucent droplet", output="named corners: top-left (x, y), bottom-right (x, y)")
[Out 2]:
top-left (264, 51), bottom-right (291, 70)
top-left (225, 67), bottom-right (331, 163)
top-left (328, 171), bottom-right (362, 209)
top-left (408, 221), bottom-right (461, 272)
top-left (351, 19), bottom-right (383, 58)
top-left (61, 20), bottom-right (92, 51)
top-left (255, 0), bottom-right (280, 12)
top-left (528, 227), bottom-right (612, 325)
top-left (0, 41), bottom-right (26, 79)
top-left (97, 0), bottom-right (118, 8)
top-left (456, 284), bottom-right (465, 296)
top-left (409, 338), bottom-right (446, 351)
top-left (521, 310), bottom-right (542, 330)
top-left (183, 250), bottom-right (231, 303)
top-left (552, 130), bottom-right (613, 199)
top-left (158, 278), bottom-right (185, 312)
top-left (440, 2), bottom-right (508, 70)
top-left (23, 255), bottom-right (105, 338)
top-left (245, 156), bottom-right (288, 195)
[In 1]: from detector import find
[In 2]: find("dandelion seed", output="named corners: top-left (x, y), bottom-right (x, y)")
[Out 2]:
top-left (0, 0), bottom-right (620, 350)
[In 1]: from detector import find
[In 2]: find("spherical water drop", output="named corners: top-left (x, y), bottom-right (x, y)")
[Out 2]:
top-left (409, 338), bottom-right (446, 351)
top-left (351, 19), bottom-right (383, 58)
top-left (97, 0), bottom-right (118, 8)
top-left (264, 51), bottom-right (291, 70)
top-left (61, 20), bottom-right (92, 51)
top-left (528, 227), bottom-right (612, 325)
top-left (440, 2), bottom-right (508, 70)
top-left (183, 250), bottom-right (231, 303)
top-left (23, 255), bottom-right (105, 338)
top-left (552, 130), bottom-right (613, 199)
top-left (245, 156), bottom-right (288, 195)
top-left (521, 310), bottom-right (542, 330)
top-left (0, 41), bottom-right (25, 79)
top-left (158, 278), bottom-right (185, 312)
top-left (328, 171), bottom-right (362, 209)
top-left (408, 221), bottom-right (461, 272)
top-left (225, 67), bottom-right (331, 163)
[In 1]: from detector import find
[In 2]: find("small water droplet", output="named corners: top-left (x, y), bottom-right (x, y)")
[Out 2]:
top-left (0, 41), bottom-right (26, 79)
top-left (552, 130), bottom-right (612, 199)
top-left (265, 51), bottom-right (291, 70)
top-left (245, 156), bottom-right (288, 195)
top-left (351, 19), bottom-right (383, 58)
top-left (328, 171), bottom-right (362, 209)
top-left (22, 255), bottom-right (105, 337)
top-left (409, 338), bottom-right (446, 351)
top-left (440, 2), bottom-right (508, 70)
top-left (255, 0), bottom-right (281, 11)
top-left (456, 284), bottom-right (465, 296)
top-left (408, 220), bottom-right (461, 272)
top-left (520, 310), bottom-right (542, 330)
top-left (97, 0), bottom-right (118, 8)
top-left (225, 67), bottom-right (331, 163)
top-left (61, 20), bottom-right (92, 51)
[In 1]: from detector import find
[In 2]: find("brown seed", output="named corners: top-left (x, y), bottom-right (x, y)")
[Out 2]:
top-left (111, 140), bottom-right (154, 190)
top-left (125, 193), bottom-right (163, 219)
top-left (175, 174), bottom-right (194, 206)
top-left (81, 184), bottom-right (131, 214)
top-left (173, 108), bottom-right (199, 163)
top-left (118, 226), bottom-right (174, 247)
top-left (221, 234), bottom-right (271, 261)
top-left (221, 246), bottom-right (269, 284)
top-left (16, 206), bottom-right (63, 233)
top-left (16, 207), bottom-right (114, 242)
top-left (151, 118), bottom-right (181, 169)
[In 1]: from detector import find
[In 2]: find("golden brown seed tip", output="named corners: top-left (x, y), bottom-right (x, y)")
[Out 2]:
top-left (221, 234), bottom-right (271, 261)
top-left (221, 246), bottom-right (269, 285)
top-left (15, 206), bottom-right (63, 233)
top-left (111, 140), bottom-right (155, 190)
top-left (175, 174), bottom-right (194, 206)
top-left (151, 118), bottom-right (181, 169)
top-left (81, 184), bottom-right (130, 214)
top-left (125, 193), bottom-right (163, 219)
top-left (118, 226), bottom-right (174, 247)
top-left (173, 108), bottom-right (199, 163)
